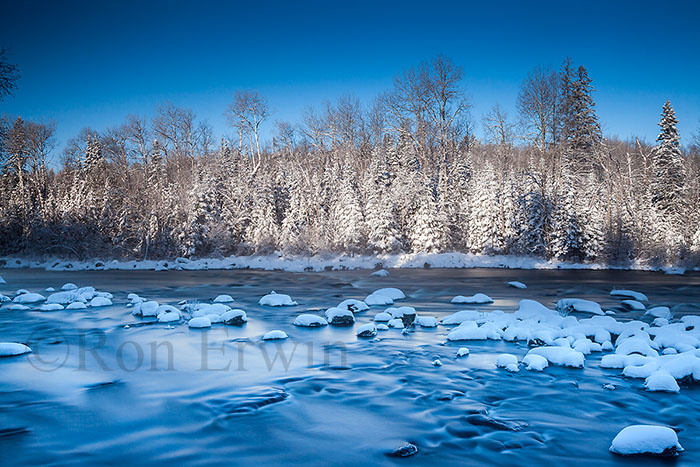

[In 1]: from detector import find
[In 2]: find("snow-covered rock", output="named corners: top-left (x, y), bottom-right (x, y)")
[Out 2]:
top-left (157, 311), bottom-right (181, 323)
top-left (374, 312), bottom-right (393, 323)
top-left (39, 303), bottom-right (64, 311)
top-left (191, 303), bottom-right (232, 317)
top-left (46, 291), bottom-right (87, 305)
top-left (373, 288), bottom-right (405, 300)
top-left (188, 317), bottom-right (211, 329)
top-left (646, 306), bottom-right (671, 320)
top-left (45, 287), bottom-right (55, 292)
top-left (609, 425), bottom-right (683, 456)
top-left (262, 330), bottom-right (288, 340)
top-left (507, 281), bottom-right (527, 289)
top-left (90, 297), bottom-right (112, 307)
top-left (622, 300), bottom-right (646, 311)
top-left (134, 300), bottom-right (159, 317)
top-left (496, 354), bottom-right (518, 368)
top-left (527, 346), bottom-right (584, 368)
top-left (376, 324), bottom-right (389, 331)
top-left (325, 307), bottom-right (355, 325)
top-left (371, 269), bottom-right (389, 277)
top-left (0, 293), bottom-right (10, 303)
top-left (15, 289), bottom-right (29, 295)
top-left (6, 304), bottom-right (29, 311)
top-left (337, 299), bottom-right (369, 313)
top-left (12, 293), bottom-right (46, 304)
top-left (293, 314), bottom-right (328, 327)
top-left (365, 292), bottom-right (394, 306)
top-left (446, 322), bottom-right (497, 341)
top-left (441, 310), bottom-right (486, 325)
top-left (644, 371), bottom-right (680, 393)
top-left (556, 298), bottom-right (604, 316)
top-left (610, 289), bottom-right (648, 302)
top-left (388, 318), bottom-right (404, 329)
top-left (415, 315), bottom-right (438, 327)
top-left (523, 354), bottom-right (548, 371)
top-left (432, 359), bottom-right (442, 367)
top-left (221, 309), bottom-right (248, 326)
top-left (213, 294), bottom-right (235, 303)
top-left (259, 291), bottom-right (297, 307)
top-left (451, 293), bottom-right (493, 305)
top-left (0, 342), bottom-right (32, 357)
top-left (356, 323), bottom-right (377, 337)
top-left (61, 283), bottom-right (78, 291)
top-left (456, 347), bottom-right (470, 357)
top-left (65, 302), bottom-right (86, 310)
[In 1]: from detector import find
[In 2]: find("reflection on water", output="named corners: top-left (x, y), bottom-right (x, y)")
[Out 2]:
top-left (1, 268), bottom-right (699, 465)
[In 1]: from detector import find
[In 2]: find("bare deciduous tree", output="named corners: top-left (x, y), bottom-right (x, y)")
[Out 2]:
top-left (225, 91), bottom-right (270, 173)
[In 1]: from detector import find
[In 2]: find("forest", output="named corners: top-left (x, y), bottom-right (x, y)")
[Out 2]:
top-left (1, 54), bottom-right (699, 266)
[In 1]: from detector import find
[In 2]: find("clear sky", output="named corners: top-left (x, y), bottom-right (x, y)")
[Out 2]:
top-left (1, 0), bottom-right (699, 160)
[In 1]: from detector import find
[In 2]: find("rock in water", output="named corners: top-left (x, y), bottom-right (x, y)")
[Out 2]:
top-left (610, 425), bottom-right (683, 456)
top-left (388, 443), bottom-right (418, 458)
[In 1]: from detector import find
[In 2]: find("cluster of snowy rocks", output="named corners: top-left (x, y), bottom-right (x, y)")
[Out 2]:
top-left (1, 282), bottom-right (114, 312)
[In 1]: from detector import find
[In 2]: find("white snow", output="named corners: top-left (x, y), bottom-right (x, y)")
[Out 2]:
top-left (522, 354), bottom-right (548, 371)
top-left (451, 293), bottom-right (493, 304)
top-left (45, 287), bottom-right (55, 292)
top-left (61, 282), bottom-right (78, 290)
top-left (646, 306), bottom-right (672, 320)
top-left (0, 342), bottom-right (32, 357)
top-left (527, 347), bottom-right (585, 368)
top-left (6, 304), bottom-right (30, 311)
top-left (213, 294), bottom-right (235, 303)
top-left (388, 318), bottom-right (404, 329)
top-left (293, 314), bottom-right (328, 327)
top-left (441, 310), bottom-right (488, 325)
top-left (376, 324), bottom-right (389, 331)
top-left (39, 303), bottom-right (64, 311)
top-left (622, 299), bottom-right (646, 311)
top-left (15, 289), bottom-right (28, 295)
top-left (556, 298), bottom-right (604, 316)
top-left (432, 359), bottom-right (443, 366)
top-left (415, 315), bottom-right (438, 327)
top-left (610, 289), bottom-right (648, 302)
top-left (158, 311), bottom-right (181, 323)
top-left (356, 322), bottom-right (377, 337)
top-left (365, 292), bottom-right (393, 306)
top-left (446, 322), bottom-right (498, 341)
top-left (188, 317), bottom-right (212, 328)
top-left (90, 297), bottom-right (112, 307)
top-left (496, 353), bottom-right (518, 368)
top-left (259, 291), bottom-right (298, 307)
top-left (46, 291), bottom-right (87, 305)
top-left (262, 330), bottom-right (288, 340)
top-left (456, 347), bottom-right (470, 357)
top-left (134, 300), bottom-right (160, 317)
top-left (337, 299), bottom-right (369, 312)
top-left (644, 371), bottom-right (680, 393)
top-left (0, 293), bottom-right (10, 303)
top-left (324, 307), bottom-right (355, 325)
top-left (371, 269), bottom-right (389, 277)
top-left (507, 281), bottom-right (527, 289)
top-left (220, 309), bottom-right (247, 325)
top-left (373, 288), bottom-right (405, 300)
top-left (373, 312), bottom-right (392, 322)
top-left (609, 425), bottom-right (683, 456)
top-left (12, 293), bottom-right (46, 304)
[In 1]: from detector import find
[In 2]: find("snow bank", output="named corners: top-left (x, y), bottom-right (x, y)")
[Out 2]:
top-left (0, 342), bottom-right (32, 357)
top-left (451, 293), bottom-right (493, 305)
top-left (259, 291), bottom-right (297, 307)
top-left (610, 425), bottom-right (683, 456)
top-left (293, 314), bottom-right (328, 327)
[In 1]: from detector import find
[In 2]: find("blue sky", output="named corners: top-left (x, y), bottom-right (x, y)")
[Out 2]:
top-left (1, 0), bottom-right (699, 159)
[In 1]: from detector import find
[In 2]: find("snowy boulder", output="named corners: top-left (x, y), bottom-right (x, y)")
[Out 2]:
top-left (259, 291), bottom-right (298, 307)
top-left (514, 300), bottom-right (555, 320)
top-left (262, 330), bottom-right (288, 340)
top-left (527, 346), bottom-right (584, 368)
top-left (388, 318), bottom-right (404, 329)
top-left (0, 343), bottom-right (32, 357)
top-left (213, 294), bottom-right (235, 303)
top-left (188, 317), bottom-right (212, 329)
top-left (376, 324), bottom-right (389, 331)
top-left (371, 269), bottom-right (389, 277)
top-left (456, 347), bottom-right (470, 357)
top-left (158, 311), bottom-right (181, 323)
top-left (192, 303), bottom-right (232, 317)
top-left (39, 303), bottom-right (64, 311)
top-left (356, 323), bottom-right (377, 338)
top-left (365, 292), bottom-right (393, 306)
top-left (325, 307), bottom-right (355, 326)
top-left (451, 293), bottom-right (493, 305)
top-left (387, 306), bottom-right (416, 326)
top-left (221, 309), bottom-right (248, 326)
top-left (46, 291), bottom-right (86, 305)
top-left (646, 307), bottom-right (672, 320)
top-left (556, 298), bottom-right (604, 316)
top-left (15, 289), bottom-right (29, 295)
top-left (523, 354), bottom-right (548, 371)
top-left (12, 293), bottom-right (46, 304)
top-left (447, 322), bottom-right (488, 341)
top-left (337, 299), bottom-right (369, 313)
top-left (134, 300), bottom-right (159, 317)
top-left (293, 314), bottom-right (328, 327)
top-left (373, 312), bottom-right (392, 322)
top-left (644, 371), bottom-right (680, 393)
top-left (66, 302), bottom-right (87, 310)
top-left (622, 300), bottom-right (646, 311)
top-left (615, 338), bottom-right (659, 357)
top-left (90, 297), bottom-right (112, 307)
top-left (373, 288), bottom-right (405, 300)
top-left (610, 289), bottom-right (648, 302)
top-left (507, 281), bottom-right (527, 289)
top-left (61, 283), bottom-right (78, 291)
top-left (6, 304), bottom-right (29, 311)
top-left (0, 294), bottom-right (10, 303)
top-left (45, 287), bottom-right (55, 292)
top-left (441, 310), bottom-right (486, 325)
top-left (415, 315), bottom-right (438, 328)
top-left (610, 425), bottom-right (683, 456)
top-left (496, 354), bottom-right (518, 369)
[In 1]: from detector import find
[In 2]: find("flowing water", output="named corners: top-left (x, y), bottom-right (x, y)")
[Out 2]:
top-left (1, 268), bottom-right (700, 466)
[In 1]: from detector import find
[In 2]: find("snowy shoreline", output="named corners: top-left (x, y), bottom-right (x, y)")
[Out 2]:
top-left (0, 252), bottom-right (692, 274)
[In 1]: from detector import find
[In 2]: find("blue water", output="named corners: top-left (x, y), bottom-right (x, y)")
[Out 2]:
top-left (1, 268), bottom-right (699, 465)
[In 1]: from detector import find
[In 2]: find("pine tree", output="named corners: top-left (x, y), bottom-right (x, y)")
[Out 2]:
top-left (652, 101), bottom-right (685, 216)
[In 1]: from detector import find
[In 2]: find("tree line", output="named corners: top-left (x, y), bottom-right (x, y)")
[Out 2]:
top-left (1, 54), bottom-right (699, 266)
